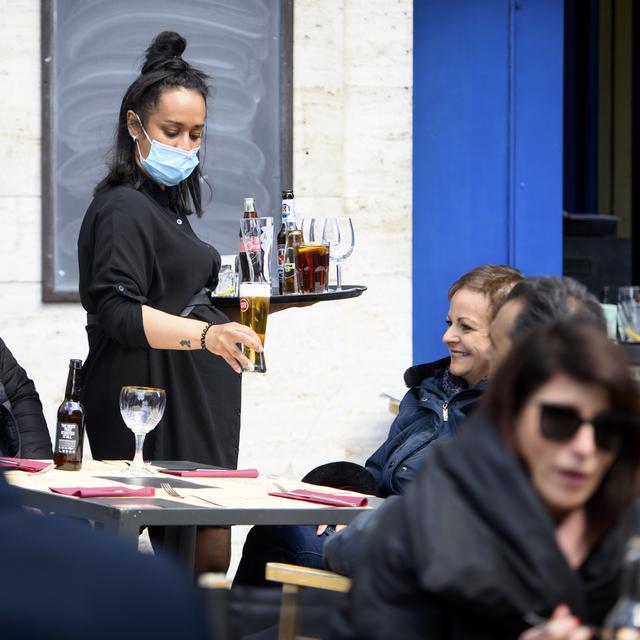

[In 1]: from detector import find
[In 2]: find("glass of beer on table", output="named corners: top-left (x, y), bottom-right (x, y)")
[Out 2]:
top-left (239, 217), bottom-right (273, 373)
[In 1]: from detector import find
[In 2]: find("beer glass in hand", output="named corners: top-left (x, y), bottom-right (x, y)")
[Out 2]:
top-left (239, 217), bottom-right (273, 373)
top-left (119, 386), bottom-right (166, 475)
top-left (322, 217), bottom-right (355, 291)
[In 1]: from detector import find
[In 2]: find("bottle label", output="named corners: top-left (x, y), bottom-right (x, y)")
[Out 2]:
top-left (55, 422), bottom-right (79, 454)
top-left (281, 199), bottom-right (296, 221)
top-left (277, 245), bottom-right (285, 284)
top-left (240, 236), bottom-right (261, 253)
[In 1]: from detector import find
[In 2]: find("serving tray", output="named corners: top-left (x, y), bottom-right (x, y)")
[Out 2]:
top-left (209, 285), bottom-right (367, 307)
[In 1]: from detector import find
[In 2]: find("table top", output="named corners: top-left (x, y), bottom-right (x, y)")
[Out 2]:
top-left (4, 460), bottom-right (382, 529)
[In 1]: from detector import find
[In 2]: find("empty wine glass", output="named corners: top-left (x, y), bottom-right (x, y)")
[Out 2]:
top-left (119, 386), bottom-right (166, 475)
top-left (322, 217), bottom-right (355, 291)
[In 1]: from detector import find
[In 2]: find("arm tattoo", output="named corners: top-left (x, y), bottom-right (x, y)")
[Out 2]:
top-left (179, 339), bottom-right (191, 348)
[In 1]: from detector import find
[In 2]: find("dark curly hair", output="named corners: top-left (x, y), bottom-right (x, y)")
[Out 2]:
top-left (95, 31), bottom-right (211, 216)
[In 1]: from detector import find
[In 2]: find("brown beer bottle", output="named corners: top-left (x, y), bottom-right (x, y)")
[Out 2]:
top-left (53, 359), bottom-right (85, 470)
top-left (278, 190), bottom-right (296, 293)
top-left (239, 197), bottom-right (259, 283)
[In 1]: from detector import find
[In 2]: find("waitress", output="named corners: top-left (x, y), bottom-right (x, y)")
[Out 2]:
top-left (77, 31), bottom-right (262, 572)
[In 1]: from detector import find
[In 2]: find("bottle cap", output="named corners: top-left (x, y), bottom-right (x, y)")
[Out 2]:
top-left (243, 197), bottom-right (256, 211)
top-left (69, 359), bottom-right (83, 369)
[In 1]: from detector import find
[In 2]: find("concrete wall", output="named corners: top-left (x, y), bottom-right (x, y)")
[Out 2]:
top-left (0, 0), bottom-right (412, 572)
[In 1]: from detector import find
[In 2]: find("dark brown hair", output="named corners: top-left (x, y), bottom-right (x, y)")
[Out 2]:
top-left (485, 322), bottom-right (640, 541)
top-left (448, 265), bottom-right (524, 316)
top-left (95, 31), bottom-right (211, 217)
top-left (502, 276), bottom-right (607, 334)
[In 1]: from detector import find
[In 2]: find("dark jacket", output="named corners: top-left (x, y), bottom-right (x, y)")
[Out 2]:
top-left (322, 359), bottom-right (484, 576)
top-left (0, 338), bottom-right (52, 458)
top-left (337, 412), bottom-right (638, 640)
top-left (365, 357), bottom-right (485, 497)
top-left (0, 471), bottom-right (209, 639)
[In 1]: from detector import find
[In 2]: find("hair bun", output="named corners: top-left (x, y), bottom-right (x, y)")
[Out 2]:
top-left (142, 31), bottom-right (188, 74)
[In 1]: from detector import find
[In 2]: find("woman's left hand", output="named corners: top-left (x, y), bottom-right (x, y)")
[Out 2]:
top-left (519, 605), bottom-right (593, 640)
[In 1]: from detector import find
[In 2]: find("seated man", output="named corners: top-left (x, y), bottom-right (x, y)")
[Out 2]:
top-left (233, 264), bottom-right (524, 586)
top-left (0, 337), bottom-right (52, 458)
top-left (322, 275), bottom-right (608, 576)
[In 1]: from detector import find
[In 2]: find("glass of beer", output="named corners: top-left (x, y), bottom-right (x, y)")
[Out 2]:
top-left (618, 286), bottom-right (640, 342)
top-left (239, 217), bottom-right (273, 373)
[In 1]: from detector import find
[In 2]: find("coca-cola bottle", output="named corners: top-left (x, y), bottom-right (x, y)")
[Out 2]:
top-left (239, 197), bottom-right (259, 282)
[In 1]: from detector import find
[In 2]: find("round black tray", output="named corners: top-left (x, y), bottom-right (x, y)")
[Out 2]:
top-left (209, 284), bottom-right (367, 307)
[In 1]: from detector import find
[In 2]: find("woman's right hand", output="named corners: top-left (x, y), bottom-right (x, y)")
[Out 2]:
top-left (519, 605), bottom-right (593, 640)
top-left (204, 322), bottom-right (263, 374)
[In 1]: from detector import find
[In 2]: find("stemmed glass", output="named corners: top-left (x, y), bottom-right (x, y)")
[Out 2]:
top-left (322, 217), bottom-right (355, 291)
top-left (119, 386), bottom-right (166, 475)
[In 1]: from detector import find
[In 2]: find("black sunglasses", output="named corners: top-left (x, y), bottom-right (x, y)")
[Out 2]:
top-left (538, 403), bottom-right (639, 452)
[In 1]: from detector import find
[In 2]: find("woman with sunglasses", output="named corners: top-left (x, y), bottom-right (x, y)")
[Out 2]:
top-left (338, 322), bottom-right (640, 640)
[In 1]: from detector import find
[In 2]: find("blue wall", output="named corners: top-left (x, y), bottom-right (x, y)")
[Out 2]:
top-left (412, 0), bottom-right (564, 363)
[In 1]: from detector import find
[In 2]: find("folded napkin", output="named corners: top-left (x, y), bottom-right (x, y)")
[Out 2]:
top-left (268, 489), bottom-right (368, 507)
top-left (0, 457), bottom-right (50, 472)
top-left (158, 468), bottom-right (259, 478)
top-left (49, 486), bottom-right (155, 498)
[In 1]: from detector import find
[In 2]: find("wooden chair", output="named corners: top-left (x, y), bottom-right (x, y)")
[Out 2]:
top-left (265, 562), bottom-right (351, 640)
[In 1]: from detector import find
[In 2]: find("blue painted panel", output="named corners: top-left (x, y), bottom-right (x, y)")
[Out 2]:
top-left (511, 0), bottom-right (564, 276)
top-left (412, 0), bottom-right (563, 364)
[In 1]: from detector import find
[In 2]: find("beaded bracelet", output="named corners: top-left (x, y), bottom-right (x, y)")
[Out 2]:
top-left (200, 322), bottom-right (215, 352)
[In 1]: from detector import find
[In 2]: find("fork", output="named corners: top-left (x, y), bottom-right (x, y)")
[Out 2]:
top-left (160, 482), bottom-right (223, 507)
top-left (31, 462), bottom-right (55, 475)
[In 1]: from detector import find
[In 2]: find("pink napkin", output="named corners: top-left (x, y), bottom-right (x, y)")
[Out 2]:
top-left (158, 468), bottom-right (259, 478)
top-left (0, 457), bottom-right (50, 472)
top-left (49, 486), bottom-right (155, 498)
top-left (268, 489), bottom-right (368, 507)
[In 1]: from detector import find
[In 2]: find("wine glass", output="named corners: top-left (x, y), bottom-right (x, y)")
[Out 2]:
top-left (119, 386), bottom-right (166, 475)
top-left (322, 217), bottom-right (355, 291)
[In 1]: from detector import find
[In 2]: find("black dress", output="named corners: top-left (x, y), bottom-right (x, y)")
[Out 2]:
top-left (77, 181), bottom-right (241, 467)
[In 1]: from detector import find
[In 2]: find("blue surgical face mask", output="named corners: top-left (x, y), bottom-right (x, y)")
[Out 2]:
top-left (134, 114), bottom-right (200, 187)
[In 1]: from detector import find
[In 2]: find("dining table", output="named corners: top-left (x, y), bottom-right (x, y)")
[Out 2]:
top-left (2, 458), bottom-right (383, 573)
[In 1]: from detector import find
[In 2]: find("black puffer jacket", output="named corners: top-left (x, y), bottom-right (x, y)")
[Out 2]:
top-left (336, 412), bottom-right (639, 640)
top-left (0, 338), bottom-right (52, 458)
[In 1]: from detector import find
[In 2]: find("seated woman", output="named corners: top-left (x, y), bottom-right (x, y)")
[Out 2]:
top-left (339, 322), bottom-right (640, 640)
top-left (0, 337), bottom-right (52, 458)
top-left (233, 264), bottom-right (523, 586)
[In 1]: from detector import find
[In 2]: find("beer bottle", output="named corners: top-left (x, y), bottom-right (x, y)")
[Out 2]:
top-left (602, 536), bottom-right (640, 639)
top-left (278, 190), bottom-right (296, 293)
top-left (283, 227), bottom-right (303, 294)
top-left (239, 197), bottom-right (259, 283)
top-left (53, 359), bottom-right (85, 470)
